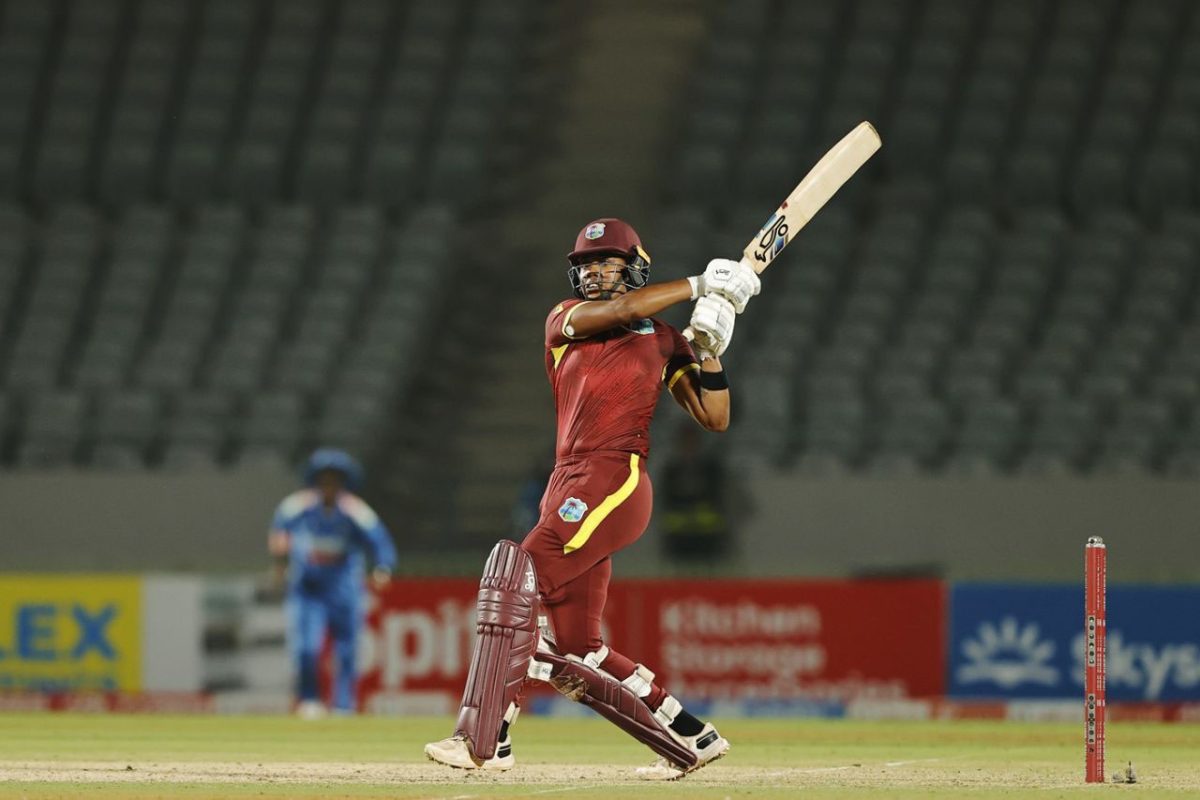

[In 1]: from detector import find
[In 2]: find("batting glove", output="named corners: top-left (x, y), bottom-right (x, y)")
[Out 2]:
top-left (688, 258), bottom-right (761, 313)
top-left (689, 294), bottom-right (737, 358)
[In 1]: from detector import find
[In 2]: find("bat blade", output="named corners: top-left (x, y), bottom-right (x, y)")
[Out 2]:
top-left (682, 121), bottom-right (880, 348)
top-left (743, 121), bottom-right (881, 273)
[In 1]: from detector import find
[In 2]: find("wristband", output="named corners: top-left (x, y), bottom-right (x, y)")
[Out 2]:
top-left (687, 275), bottom-right (701, 300)
top-left (699, 369), bottom-right (728, 390)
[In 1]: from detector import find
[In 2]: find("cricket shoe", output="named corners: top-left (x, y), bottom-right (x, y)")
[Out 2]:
top-left (635, 723), bottom-right (730, 781)
top-left (295, 701), bottom-right (327, 721)
top-left (424, 735), bottom-right (515, 771)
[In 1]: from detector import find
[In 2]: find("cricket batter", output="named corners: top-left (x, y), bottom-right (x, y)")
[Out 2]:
top-left (269, 448), bottom-right (397, 717)
top-left (426, 218), bottom-right (759, 779)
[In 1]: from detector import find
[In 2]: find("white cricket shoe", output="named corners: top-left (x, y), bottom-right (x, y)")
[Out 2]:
top-left (296, 700), bottom-right (327, 720)
top-left (635, 723), bottom-right (730, 781)
top-left (424, 735), bottom-right (515, 771)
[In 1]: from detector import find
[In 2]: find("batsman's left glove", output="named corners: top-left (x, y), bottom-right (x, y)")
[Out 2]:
top-left (688, 294), bottom-right (737, 358)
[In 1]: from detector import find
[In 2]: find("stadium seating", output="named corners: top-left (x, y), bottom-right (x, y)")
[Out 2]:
top-left (4, 0), bottom-right (1200, 485)
top-left (653, 0), bottom-right (1200, 476)
top-left (0, 0), bottom-right (532, 470)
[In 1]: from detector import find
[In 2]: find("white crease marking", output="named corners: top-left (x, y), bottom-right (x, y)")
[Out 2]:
top-left (763, 757), bottom-right (946, 777)
top-left (524, 783), bottom-right (605, 796)
top-left (764, 766), bottom-right (854, 775)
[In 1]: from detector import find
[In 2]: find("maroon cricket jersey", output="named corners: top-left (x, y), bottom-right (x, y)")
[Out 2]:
top-left (544, 299), bottom-right (698, 460)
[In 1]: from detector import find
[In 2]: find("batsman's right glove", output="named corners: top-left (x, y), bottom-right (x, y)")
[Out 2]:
top-left (688, 258), bottom-right (761, 313)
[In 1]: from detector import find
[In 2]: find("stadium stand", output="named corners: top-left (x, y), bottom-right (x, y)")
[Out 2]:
top-left (650, 0), bottom-right (1200, 478)
top-left (3, 0), bottom-right (1200, 520)
top-left (0, 0), bottom-right (534, 473)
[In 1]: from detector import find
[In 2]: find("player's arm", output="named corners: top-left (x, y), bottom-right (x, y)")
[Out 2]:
top-left (268, 528), bottom-right (290, 557)
top-left (367, 524), bottom-right (397, 589)
top-left (561, 279), bottom-right (694, 339)
top-left (563, 259), bottom-right (760, 339)
top-left (343, 496), bottom-right (397, 589)
top-left (669, 356), bottom-right (730, 432)
top-left (267, 506), bottom-right (292, 588)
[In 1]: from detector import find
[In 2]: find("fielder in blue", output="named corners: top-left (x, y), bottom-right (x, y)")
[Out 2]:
top-left (268, 449), bottom-right (397, 717)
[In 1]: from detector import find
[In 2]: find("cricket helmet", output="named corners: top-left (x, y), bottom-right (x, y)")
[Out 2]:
top-left (566, 218), bottom-right (651, 298)
top-left (303, 448), bottom-right (364, 492)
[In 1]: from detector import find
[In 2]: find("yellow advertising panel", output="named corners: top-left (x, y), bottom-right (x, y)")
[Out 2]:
top-left (0, 575), bottom-right (142, 692)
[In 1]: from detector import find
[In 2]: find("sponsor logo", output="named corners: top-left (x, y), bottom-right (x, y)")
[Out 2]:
top-left (374, 599), bottom-right (475, 688)
top-left (956, 617), bottom-right (1059, 689)
top-left (752, 212), bottom-right (788, 263)
top-left (584, 222), bottom-right (606, 240)
top-left (524, 569), bottom-right (536, 593)
top-left (628, 319), bottom-right (654, 335)
top-left (952, 585), bottom-right (1200, 701)
top-left (557, 497), bottom-right (588, 523)
top-left (1072, 630), bottom-right (1200, 700)
top-left (0, 576), bottom-right (142, 693)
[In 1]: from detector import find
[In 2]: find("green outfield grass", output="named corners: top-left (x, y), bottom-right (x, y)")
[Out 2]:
top-left (0, 713), bottom-right (1197, 799)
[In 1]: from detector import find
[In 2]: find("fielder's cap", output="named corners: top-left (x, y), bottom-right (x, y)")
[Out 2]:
top-left (568, 218), bottom-right (647, 265)
top-left (303, 447), bottom-right (364, 492)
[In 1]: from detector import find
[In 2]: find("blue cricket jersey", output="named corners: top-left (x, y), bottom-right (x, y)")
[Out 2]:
top-left (270, 490), bottom-right (397, 597)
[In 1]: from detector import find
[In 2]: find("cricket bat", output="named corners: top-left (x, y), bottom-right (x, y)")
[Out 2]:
top-left (685, 121), bottom-right (882, 342)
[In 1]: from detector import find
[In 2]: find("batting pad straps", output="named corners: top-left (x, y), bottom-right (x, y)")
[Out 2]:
top-left (654, 694), bottom-right (683, 728)
top-left (582, 645), bottom-right (610, 670)
top-left (529, 648), bottom-right (698, 770)
top-left (537, 614), bottom-right (557, 648)
top-left (622, 664), bottom-right (656, 698)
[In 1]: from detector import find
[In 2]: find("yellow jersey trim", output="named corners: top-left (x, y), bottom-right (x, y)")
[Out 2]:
top-left (561, 301), bottom-right (590, 339)
top-left (562, 453), bottom-right (640, 554)
top-left (550, 343), bottom-right (569, 370)
top-left (665, 362), bottom-right (700, 390)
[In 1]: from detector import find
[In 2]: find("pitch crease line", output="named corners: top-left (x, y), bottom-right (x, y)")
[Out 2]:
top-left (525, 783), bottom-right (606, 796)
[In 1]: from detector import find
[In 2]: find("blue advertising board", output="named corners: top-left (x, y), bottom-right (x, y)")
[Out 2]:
top-left (948, 584), bottom-right (1200, 701)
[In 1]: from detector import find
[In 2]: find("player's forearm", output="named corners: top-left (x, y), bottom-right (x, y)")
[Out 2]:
top-left (268, 530), bottom-right (290, 556)
top-left (565, 280), bottom-right (695, 338)
top-left (694, 358), bottom-right (730, 432)
top-left (609, 279), bottom-right (694, 324)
